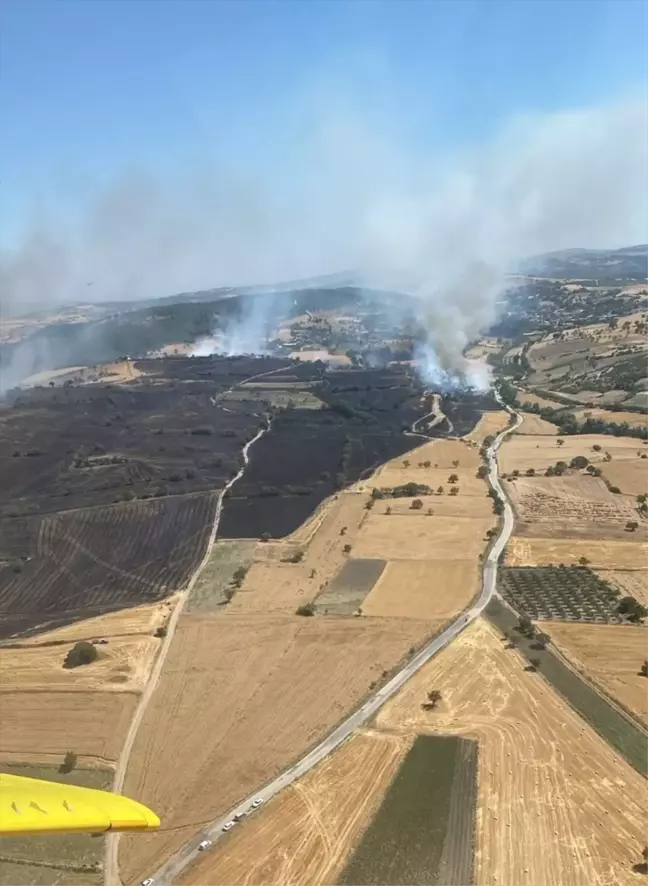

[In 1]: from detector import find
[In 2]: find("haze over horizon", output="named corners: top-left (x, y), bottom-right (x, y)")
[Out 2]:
top-left (1, 0), bottom-right (647, 354)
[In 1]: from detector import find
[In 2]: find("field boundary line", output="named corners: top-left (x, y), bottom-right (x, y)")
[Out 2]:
top-left (104, 367), bottom-right (279, 886)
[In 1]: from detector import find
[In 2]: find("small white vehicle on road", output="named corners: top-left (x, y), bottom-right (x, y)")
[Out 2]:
top-left (222, 821), bottom-right (235, 831)
top-left (141, 879), bottom-right (154, 886)
top-left (233, 812), bottom-right (246, 821)
top-left (250, 798), bottom-right (264, 808)
top-left (198, 840), bottom-right (213, 851)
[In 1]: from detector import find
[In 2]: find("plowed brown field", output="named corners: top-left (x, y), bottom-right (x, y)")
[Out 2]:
top-left (544, 622), bottom-right (648, 725)
top-left (0, 692), bottom-right (137, 763)
top-left (119, 613), bottom-right (432, 884)
top-left (177, 731), bottom-right (410, 886)
top-left (376, 619), bottom-right (648, 886)
top-left (505, 535), bottom-right (647, 569)
top-left (362, 560), bottom-right (478, 621)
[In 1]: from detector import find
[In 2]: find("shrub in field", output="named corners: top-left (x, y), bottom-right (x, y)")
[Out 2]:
top-left (59, 751), bottom-right (77, 773)
top-left (570, 455), bottom-right (589, 469)
top-left (410, 499), bottom-right (423, 510)
top-left (640, 661), bottom-right (648, 677)
top-left (476, 465), bottom-right (488, 479)
top-left (296, 603), bottom-right (315, 617)
top-left (626, 521), bottom-right (639, 532)
top-left (63, 641), bottom-right (98, 669)
top-left (154, 626), bottom-right (167, 638)
top-left (283, 550), bottom-right (304, 563)
top-left (343, 544), bottom-right (352, 554)
top-left (617, 596), bottom-right (648, 623)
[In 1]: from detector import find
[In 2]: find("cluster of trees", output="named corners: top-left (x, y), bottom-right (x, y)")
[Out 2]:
top-left (63, 641), bottom-right (98, 669)
top-left (520, 400), bottom-right (648, 440)
top-left (372, 482), bottom-right (433, 499)
top-left (617, 595), bottom-right (647, 623)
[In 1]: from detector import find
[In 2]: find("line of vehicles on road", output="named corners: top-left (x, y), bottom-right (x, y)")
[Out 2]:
top-left (140, 798), bottom-right (264, 886)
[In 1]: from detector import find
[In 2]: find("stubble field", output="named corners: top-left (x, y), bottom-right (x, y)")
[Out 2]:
top-left (600, 457), bottom-right (648, 495)
top-left (119, 612), bottom-right (432, 884)
top-left (361, 560), bottom-right (479, 621)
top-left (505, 535), bottom-right (647, 569)
top-left (353, 514), bottom-right (494, 561)
top-left (597, 570), bottom-right (648, 604)
top-left (375, 619), bottom-right (648, 886)
top-left (544, 622), bottom-right (648, 725)
top-left (177, 731), bottom-right (410, 886)
top-left (514, 413), bottom-right (559, 435)
top-left (499, 434), bottom-right (642, 474)
top-left (464, 410), bottom-right (510, 443)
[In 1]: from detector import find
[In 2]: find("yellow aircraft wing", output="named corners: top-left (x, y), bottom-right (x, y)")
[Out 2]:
top-left (0, 773), bottom-right (160, 835)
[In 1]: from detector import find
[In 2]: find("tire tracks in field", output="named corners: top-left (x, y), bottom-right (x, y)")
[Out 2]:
top-left (105, 365), bottom-right (284, 886)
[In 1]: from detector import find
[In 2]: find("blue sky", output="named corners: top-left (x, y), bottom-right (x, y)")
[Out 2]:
top-left (2, 0), bottom-right (646, 236)
top-left (1, 0), bottom-right (646, 309)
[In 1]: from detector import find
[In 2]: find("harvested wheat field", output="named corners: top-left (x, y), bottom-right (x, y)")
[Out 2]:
top-left (515, 413), bottom-right (559, 435)
top-left (597, 570), bottom-right (648, 605)
top-left (231, 493), bottom-right (370, 613)
top-left (376, 619), bottom-right (648, 886)
top-left (600, 457), bottom-right (648, 495)
top-left (506, 474), bottom-right (640, 538)
top-left (544, 622), bottom-right (648, 725)
top-left (465, 411), bottom-right (510, 444)
top-left (506, 535), bottom-right (647, 569)
top-left (178, 730), bottom-right (410, 886)
top-left (354, 514), bottom-right (494, 561)
top-left (499, 434), bottom-right (641, 474)
top-left (572, 408), bottom-right (648, 429)
top-left (515, 390), bottom-right (563, 410)
top-left (0, 691), bottom-right (136, 763)
top-left (362, 560), bottom-right (479, 621)
top-left (376, 493), bottom-right (493, 518)
top-left (367, 439), bottom-right (480, 490)
top-left (119, 612), bottom-right (432, 884)
top-left (0, 636), bottom-right (158, 693)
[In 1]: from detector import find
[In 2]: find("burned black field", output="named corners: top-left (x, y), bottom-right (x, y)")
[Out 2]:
top-left (0, 355), bottom-right (487, 637)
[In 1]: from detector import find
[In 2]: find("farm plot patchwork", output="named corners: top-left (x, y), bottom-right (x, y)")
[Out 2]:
top-left (498, 566), bottom-right (621, 622)
top-left (119, 613), bottom-right (433, 884)
top-left (0, 492), bottom-right (216, 639)
top-left (178, 731), bottom-right (410, 886)
top-left (499, 433), bottom-right (642, 474)
top-left (338, 735), bottom-right (477, 886)
top-left (376, 618), bottom-right (648, 886)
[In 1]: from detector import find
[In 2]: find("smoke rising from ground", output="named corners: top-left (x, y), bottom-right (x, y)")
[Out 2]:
top-left (2, 97), bottom-right (646, 387)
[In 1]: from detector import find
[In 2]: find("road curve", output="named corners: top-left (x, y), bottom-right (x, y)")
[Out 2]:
top-left (148, 398), bottom-right (523, 886)
top-left (105, 367), bottom-right (283, 886)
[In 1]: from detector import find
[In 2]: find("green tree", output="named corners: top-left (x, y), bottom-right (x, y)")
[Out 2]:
top-left (426, 689), bottom-right (442, 708)
top-left (296, 603), bottom-right (316, 617)
top-left (570, 455), bottom-right (589, 469)
top-left (476, 465), bottom-right (488, 479)
top-left (410, 498), bottom-right (424, 510)
top-left (626, 521), bottom-right (639, 532)
top-left (343, 544), bottom-right (352, 554)
top-left (59, 751), bottom-right (77, 774)
top-left (556, 438), bottom-right (565, 446)
top-left (448, 473), bottom-right (459, 483)
top-left (578, 556), bottom-right (590, 566)
top-left (63, 641), bottom-right (98, 669)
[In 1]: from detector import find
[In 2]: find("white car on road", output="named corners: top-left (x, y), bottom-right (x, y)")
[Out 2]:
top-left (198, 840), bottom-right (213, 851)
top-left (250, 797), bottom-right (264, 809)
top-left (141, 879), bottom-right (154, 886)
top-left (222, 821), bottom-right (235, 831)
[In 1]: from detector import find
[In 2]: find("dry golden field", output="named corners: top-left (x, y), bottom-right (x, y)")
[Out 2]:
top-left (600, 457), bottom-right (648, 495)
top-left (571, 408), bottom-right (648, 429)
top-left (0, 636), bottom-right (158, 693)
top-left (119, 612), bottom-right (432, 884)
top-left (361, 560), bottom-right (479, 621)
top-left (465, 410), bottom-right (510, 443)
top-left (544, 622), bottom-right (648, 725)
top-left (506, 474), bottom-right (641, 538)
top-left (499, 433), bottom-right (643, 474)
top-left (18, 600), bottom-right (174, 644)
top-left (353, 514), bottom-right (495, 561)
top-left (515, 413), bottom-right (559, 435)
top-left (505, 535), bottom-right (647, 569)
top-left (230, 493), bottom-right (370, 613)
top-left (376, 619), bottom-right (648, 886)
top-left (597, 570), bottom-right (648, 605)
top-left (0, 692), bottom-right (137, 763)
top-left (178, 731), bottom-right (410, 886)
top-left (515, 390), bottom-right (563, 410)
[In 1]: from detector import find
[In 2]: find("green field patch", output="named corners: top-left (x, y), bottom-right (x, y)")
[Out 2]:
top-left (0, 764), bottom-right (111, 882)
top-left (186, 539), bottom-right (256, 612)
top-left (338, 735), bottom-right (477, 886)
top-left (316, 559), bottom-right (386, 615)
top-left (486, 598), bottom-right (647, 775)
top-left (499, 565), bottom-right (622, 623)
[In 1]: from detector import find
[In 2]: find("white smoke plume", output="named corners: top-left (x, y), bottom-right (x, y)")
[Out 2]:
top-left (2, 96), bottom-right (646, 388)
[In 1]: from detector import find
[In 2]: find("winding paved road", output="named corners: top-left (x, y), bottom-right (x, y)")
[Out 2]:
top-left (145, 397), bottom-right (522, 886)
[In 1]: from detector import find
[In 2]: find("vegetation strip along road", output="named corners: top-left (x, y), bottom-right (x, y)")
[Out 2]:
top-left (105, 365), bottom-right (287, 886)
top-left (485, 597), bottom-right (648, 776)
top-left (146, 398), bottom-right (523, 886)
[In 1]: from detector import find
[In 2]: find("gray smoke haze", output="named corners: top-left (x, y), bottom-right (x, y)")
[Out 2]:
top-left (2, 97), bottom-right (646, 385)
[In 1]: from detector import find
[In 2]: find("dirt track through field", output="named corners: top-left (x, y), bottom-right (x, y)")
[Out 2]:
top-left (376, 619), bottom-right (648, 886)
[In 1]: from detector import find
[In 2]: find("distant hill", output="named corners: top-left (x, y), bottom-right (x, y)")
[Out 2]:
top-left (520, 245), bottom-right (647, 281)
